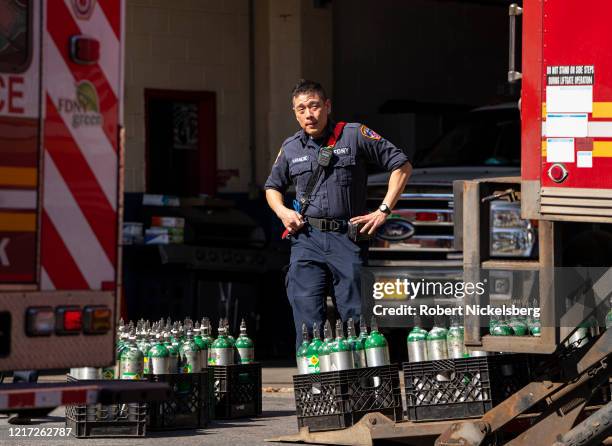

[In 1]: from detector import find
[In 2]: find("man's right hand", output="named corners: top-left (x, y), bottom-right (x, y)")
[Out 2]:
top-left (279, 208), bottom-right (304, 235)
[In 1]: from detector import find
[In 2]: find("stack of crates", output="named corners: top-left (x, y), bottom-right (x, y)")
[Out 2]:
top-left (293, 364), bottom-right (403, 432)
top-left (65, 370), bottom-right (212, 437)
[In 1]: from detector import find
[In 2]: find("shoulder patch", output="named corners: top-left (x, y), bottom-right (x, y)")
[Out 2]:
top-left (360, 125), bottom-right (381, 140)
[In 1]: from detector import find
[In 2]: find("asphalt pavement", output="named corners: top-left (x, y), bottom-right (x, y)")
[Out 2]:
top-left (0, 367), bottom-right (304, 446)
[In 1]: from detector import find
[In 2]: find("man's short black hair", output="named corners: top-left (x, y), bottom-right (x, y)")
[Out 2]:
top-left (291, 79), bottom-right (327, 102)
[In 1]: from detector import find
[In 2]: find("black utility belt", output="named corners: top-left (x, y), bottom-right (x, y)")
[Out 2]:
top-left (305, 217), bottom-right (347, 232)
top-left (306, 217), bottom-right (372, 242)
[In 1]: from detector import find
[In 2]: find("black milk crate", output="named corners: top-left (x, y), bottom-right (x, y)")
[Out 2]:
top-left (66, 375), bottom-right (147, 438)
top-left (145, 371), bottom-right (210, 430)
top-left (402, 354), bottom-right (530, 422)
top-left (65, 403), bottom-right (147, 438)
top-left (293, 364), bottom-right (403, 432)
top-left (212, 363), bottom-right (262, 419)
top-left (65, 375), bottom-right (147, 438)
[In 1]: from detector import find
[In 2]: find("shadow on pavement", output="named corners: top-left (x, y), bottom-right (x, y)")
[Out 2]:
top-left (147, 429), bottom-right (211, 438)
top-left (260, 410), bottom-right (298, 418)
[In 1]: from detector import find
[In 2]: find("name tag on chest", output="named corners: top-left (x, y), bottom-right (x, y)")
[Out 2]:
top-left (333, 147), bottom-right (350, 156)
top-left (291, 156), bottom-right (309, 164)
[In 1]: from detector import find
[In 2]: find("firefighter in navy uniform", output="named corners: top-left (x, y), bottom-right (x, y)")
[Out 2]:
top-left (265, 80), bottom-right (412, 348)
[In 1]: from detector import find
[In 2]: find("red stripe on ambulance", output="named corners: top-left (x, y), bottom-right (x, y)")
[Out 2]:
top-left (45, 95), bottom-right (117, 264)
top-left (41, 211), bottom-right (89, 290)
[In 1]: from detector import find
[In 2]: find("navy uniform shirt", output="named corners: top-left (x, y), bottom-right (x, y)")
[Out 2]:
top-left (264, 122), bottom-right (410, 219)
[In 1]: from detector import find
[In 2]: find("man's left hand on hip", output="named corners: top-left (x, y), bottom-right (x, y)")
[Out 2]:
top-left (349, 210), bottom-right (388, 235)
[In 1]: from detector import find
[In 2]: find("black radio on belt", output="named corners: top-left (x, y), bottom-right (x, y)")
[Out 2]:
top-left (348, 222), bottom-right (372, 242)
top-left (317, 145), bottom-right (333, 167)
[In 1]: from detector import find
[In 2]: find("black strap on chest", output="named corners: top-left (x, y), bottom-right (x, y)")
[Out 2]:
top-left (299, 121), bottom-right (346, 215)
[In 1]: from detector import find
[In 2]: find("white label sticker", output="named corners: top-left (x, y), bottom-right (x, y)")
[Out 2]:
top-left (546, 85), bottom-right (593, 113)
top-left (577, 151), bottom-right (593, 168)
top-left (546, 113), bottom-right (588, 137)
top-left (546, 138), bottom-right (575, 163)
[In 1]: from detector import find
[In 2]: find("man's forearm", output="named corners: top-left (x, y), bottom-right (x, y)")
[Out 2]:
top-left (266, 188), bottom-right (288, 217)
top-left (382, 162), bottom-right (412, 209)
top-left (266, 188), bottom-right (304, 234)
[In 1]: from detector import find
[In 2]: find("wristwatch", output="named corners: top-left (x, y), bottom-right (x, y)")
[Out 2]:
top-left (378, 203), bottom-right (391, 215)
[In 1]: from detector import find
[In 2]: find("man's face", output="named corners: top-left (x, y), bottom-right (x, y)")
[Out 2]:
top-left (292, 92), bottom-right (331, 138)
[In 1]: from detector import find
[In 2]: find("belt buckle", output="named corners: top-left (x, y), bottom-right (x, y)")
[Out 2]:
top-left (329, 220), bottom-right (340, 231)
top-left (320, 219), bottom-right (328, 231)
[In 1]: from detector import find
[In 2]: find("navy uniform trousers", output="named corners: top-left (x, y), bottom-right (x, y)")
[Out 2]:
top-left (286, 224), bottom-right (367, 349)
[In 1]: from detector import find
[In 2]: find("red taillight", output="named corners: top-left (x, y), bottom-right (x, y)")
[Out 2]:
top-left (548, 163), bottom-right (568, 183)
top-left (64, 311), bottom-right (82, 331)
top-left (56, 307), bottom-right (82, 334)
top-left (70, 36), bottom-right (100, 64)
top-left (415, 212), bottom-right (438, 222)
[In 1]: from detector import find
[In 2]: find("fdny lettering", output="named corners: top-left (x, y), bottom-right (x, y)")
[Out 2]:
top-left (291, 156), bottom-right (309, 164)
top-left (333, 147), bottom-right (350, 155)
top-left (360, 125), bottom-right (381, 141)
top-left (0, 238), bottom-right (9, 266)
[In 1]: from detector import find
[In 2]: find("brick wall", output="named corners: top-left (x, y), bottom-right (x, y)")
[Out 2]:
top-left (124, 0), bottom-right (250, 192)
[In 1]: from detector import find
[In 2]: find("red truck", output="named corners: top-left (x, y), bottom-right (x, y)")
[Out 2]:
top-left (0, 0), bottom-right (164, 413)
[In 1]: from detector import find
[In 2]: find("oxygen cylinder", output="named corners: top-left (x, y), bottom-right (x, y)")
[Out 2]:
top-left (163, 332), bottom-right (180, 373)
top-left (149, 333), bottom-right (170, 374)
top-left (446, 319), bottom-right (467, 359)
top-left (509, 317), bottom-right (528, 336)
top-left (137, 324), bottom-right (152, 374)
top-left (346, 318), bottom-right (366, 369)
top-left (426, 325), bottom-right (448, 361)
top-left (200, 318), bottom-right (214, 366)
top-left (235, 318), bottom-right (255, 364)
top-left (358, 315), bottom-right (369, 350)
top-left (490, 318), bottom-right (513, 336)
top-left (530, 318), bottom-right (541, 337)
top-left (180, 330), bottom-right (200, 373)
top-left (120, 333), bottom-right (144, 380)
top-left (407, 326), bottom-right (428, 362)
top-left (306, 322), bottom-right (323, 374)
top-left (193, 321), bottom-right (208, 370)
top-left (331, 320), bottom-right (353, 371)
top-left (318, 321), bottom-right (334, 373)
top-left (364, 318), bottom-right (390, 366)
top-left (296, 323), bottom-right (310, 375)
top-left (210, 324), bottom-right (234, 365)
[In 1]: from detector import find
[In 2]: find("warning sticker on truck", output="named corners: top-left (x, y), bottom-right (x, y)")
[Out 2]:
top-left (547, 65), bottom-right (594, 86)
top-left (546, 65), bottom-right (594, 114)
